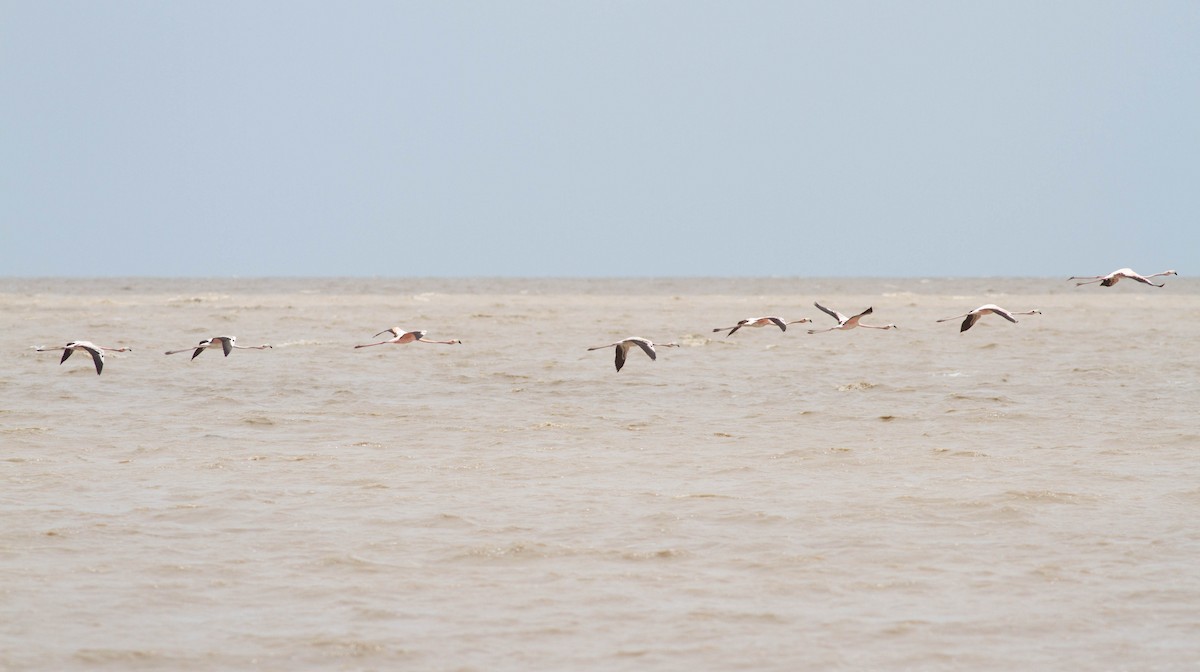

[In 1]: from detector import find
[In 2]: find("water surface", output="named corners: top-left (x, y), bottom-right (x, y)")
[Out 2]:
top-left (2, 277), bottom-right (1198, 670)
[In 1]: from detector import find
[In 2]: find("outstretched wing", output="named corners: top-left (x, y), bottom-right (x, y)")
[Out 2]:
top-left (767, 317), bottom-right (787, 331)
top-left (960, 314), bottom-right (980, 332)
top-left (86, 347), bottom-right (105, 375)
top-left (60, 348), bottom-right (74, 364)
top-left (220, 337), bottom-right (233, 357)
top-left (614, 345), bottom-right (626, 372)
top-left (814, 302), bottom-right (843, 323)
top-left (631, 338), bottom-right (657, 361)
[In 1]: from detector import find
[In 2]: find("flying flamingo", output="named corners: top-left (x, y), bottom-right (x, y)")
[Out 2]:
top-left (937, 304), bottom-right (1042, 332)
top-left (164, 336), bottom-right (273, 359)
top-left (354, 328), bottom-right (461, 348)
top-left (712, 316), bottom-right (811, 336)
top-left (587, 337), bottom-right (679, 372)
top-left (807, 302), bottom-right (897, 334)
top-left (35, 341), bottom-right (132, 375)
top-left (1068, 268), bottom-right (1177, 287)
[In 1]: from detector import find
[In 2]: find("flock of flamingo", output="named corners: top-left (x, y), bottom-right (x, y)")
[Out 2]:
top-left (32, 268), bottom-right (1177, 374)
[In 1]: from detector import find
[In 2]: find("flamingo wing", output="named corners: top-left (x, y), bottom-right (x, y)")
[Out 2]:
top-left (813, 302), bottom-right (843, 322)
top-left (631, 339), bottom-right (657, 361)
top-left (86, 347), bottom-right (104, 375)
top-left (844, 307), bottom-right (873, 326)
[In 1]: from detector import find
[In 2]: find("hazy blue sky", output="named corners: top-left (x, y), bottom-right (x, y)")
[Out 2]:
top-left (3, 2), bottom-right (1197, 277)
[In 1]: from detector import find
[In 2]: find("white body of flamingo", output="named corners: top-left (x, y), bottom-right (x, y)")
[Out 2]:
top-left (36, 341), bottom-right (132, 375)
top-left (587, 337), bottom-right (679, 372)
top-left (712, 316), bottom-right (810, 336)
top-left (1069, 268), bottom-right (1177, 287)
top-left (807, 303), bottom-right (897, 334)
top-left (937, 304), bottom-right (1042, 332)
top-left (164, 336), bottom-right (272, 359)
top-left (355, 328), bottom-right (461, 348)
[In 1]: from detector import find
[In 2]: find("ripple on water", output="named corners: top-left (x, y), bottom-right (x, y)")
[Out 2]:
top-left (74, 649), bottom-right (172, 665)
top-left (1, 426), bottom-right (50, 435)
top-left (1003, 490), bottom-right (1095, 505)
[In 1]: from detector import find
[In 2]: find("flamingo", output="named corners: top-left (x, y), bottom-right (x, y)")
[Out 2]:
top-left (807, 302), bottom-right (897, 334)
top-left (587, 337), bottom-right (679, 372)
top-left (937, 305), bottom-right (1042, 332)
top-left (164, 336), bottom-right (272, 359)
top-left (1068, 268), bottom-right (1177, 287)
top-left (354, 328), bottom-right (461, 348)
top-left (712, 316), bottom-right (811, 336)
top-left (35, 341), bottom-right (132, 375)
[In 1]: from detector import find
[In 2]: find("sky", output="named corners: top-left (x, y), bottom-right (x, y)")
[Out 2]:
top-left (2, 1), bottom-right (1197, 278)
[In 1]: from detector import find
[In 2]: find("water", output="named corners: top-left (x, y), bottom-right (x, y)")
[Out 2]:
top-left (2, 277), bottom-right (1198, 670)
